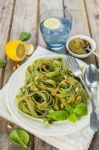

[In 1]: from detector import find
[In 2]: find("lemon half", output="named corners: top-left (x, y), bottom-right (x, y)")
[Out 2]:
top-left (25, 43), bottom-right (34, 56)
top-left (5, 40), bottom-right (26, 61)
top-left (44, 18), bottom-right (61, 29)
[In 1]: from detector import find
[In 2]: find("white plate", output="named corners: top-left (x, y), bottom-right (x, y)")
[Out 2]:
top-left (5, 54), bottom-right (92, 136)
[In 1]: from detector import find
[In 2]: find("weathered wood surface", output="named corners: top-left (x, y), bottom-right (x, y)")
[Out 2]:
top-left (0, 0), bottom-right (16, 150)
top-left (64, 0), bottom-right (90, 35)
top-left (0, 0), bottom-right (99, 150)
top-left (0, 0), bottom-right (15, 87)
top-left (85, 0), bottom-right (99, 66)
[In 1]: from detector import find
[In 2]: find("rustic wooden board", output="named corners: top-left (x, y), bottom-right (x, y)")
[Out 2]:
top-left (0, 0), bottom-right (99, 150)
top-left (64, 0), bottom-right (90, 35)
top-left (34, 137), bottom-right (58, 150)
top-left (85, 0), bottom-right (99, 66)
top-left (0, 0), bottom-right (15, 87)
top-left (89, 132), bottom-right (99, 150)
top-left (0, 0), bottom-right (39, 150)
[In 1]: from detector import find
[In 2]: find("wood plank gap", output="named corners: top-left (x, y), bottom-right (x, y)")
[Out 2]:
top-left (30, 135), bottom-right (35, 150)
top-left (1, 0), bottom-right (16, 89)
top-left (84, 0), bottom-right (92, 36)
top-left (6, 0), bottom-right (16, 43)
top-left (35, 0), bottom-right (40, 48)
top-left (62, 0), bottom-right (65, 17)
top-left (83, 0), bottom-right (97, 65)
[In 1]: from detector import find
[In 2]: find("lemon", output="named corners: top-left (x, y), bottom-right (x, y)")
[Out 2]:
top-left (44, 18), bottom-right (61, 29)
top-left (25, 43), bottom-right (34, 56)
top-left (5, 40), bottom-right (26, 61)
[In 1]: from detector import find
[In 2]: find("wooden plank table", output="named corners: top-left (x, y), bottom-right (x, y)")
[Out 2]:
top-left (0, 0), bottom-right (99, 149)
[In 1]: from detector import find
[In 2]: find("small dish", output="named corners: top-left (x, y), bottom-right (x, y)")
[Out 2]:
top-left (66, 34), bottom-right (96, 58)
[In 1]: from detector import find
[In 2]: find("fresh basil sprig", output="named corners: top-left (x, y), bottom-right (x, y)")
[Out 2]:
top-left (9, 129), bottom-right (30, 148)
top-left (0, 58), bottom-right (7, 68)
top-left (19, 32), bottom-right (31, 41)
top-left (47, 111), bottom-right (69, 121)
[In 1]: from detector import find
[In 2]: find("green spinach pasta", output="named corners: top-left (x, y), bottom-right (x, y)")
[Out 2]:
top-left (16, 57), bottom-right (89, 123)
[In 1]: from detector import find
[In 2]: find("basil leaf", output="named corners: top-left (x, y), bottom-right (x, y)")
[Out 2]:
top-left (47, 111), bottom-right (69, 121)
top-left (19, 32), bottom-right (31, 41)
top-left (0, 58), bottom-right (7, 68)
top-left (65, 104), bottom-right (73, 114)
top-left (68, 114), bottom-right (78, 122)
top-left (73, 103), bottom-right (88, 117)
top-left (9, 129), bottom-right (30, 148)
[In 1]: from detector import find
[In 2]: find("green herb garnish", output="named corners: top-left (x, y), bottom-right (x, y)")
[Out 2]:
top-left (68, 114), bottom-right (78, 122)
top-left (9, 129), bottom-right (30, 148)
top-left (47, 111), bottom-right (69, 121)
top-left (67, 103), bottom-right (87, 122)
top-left (73, 103), bottom-right (88, 117)
top-left (19, 32), bottom-right (31, 41)
top-left (0, 58), bottom-right (7, 68)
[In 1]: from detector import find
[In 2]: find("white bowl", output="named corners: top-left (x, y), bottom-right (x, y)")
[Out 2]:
top-left (66, 34), bottom-right (96, 58)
